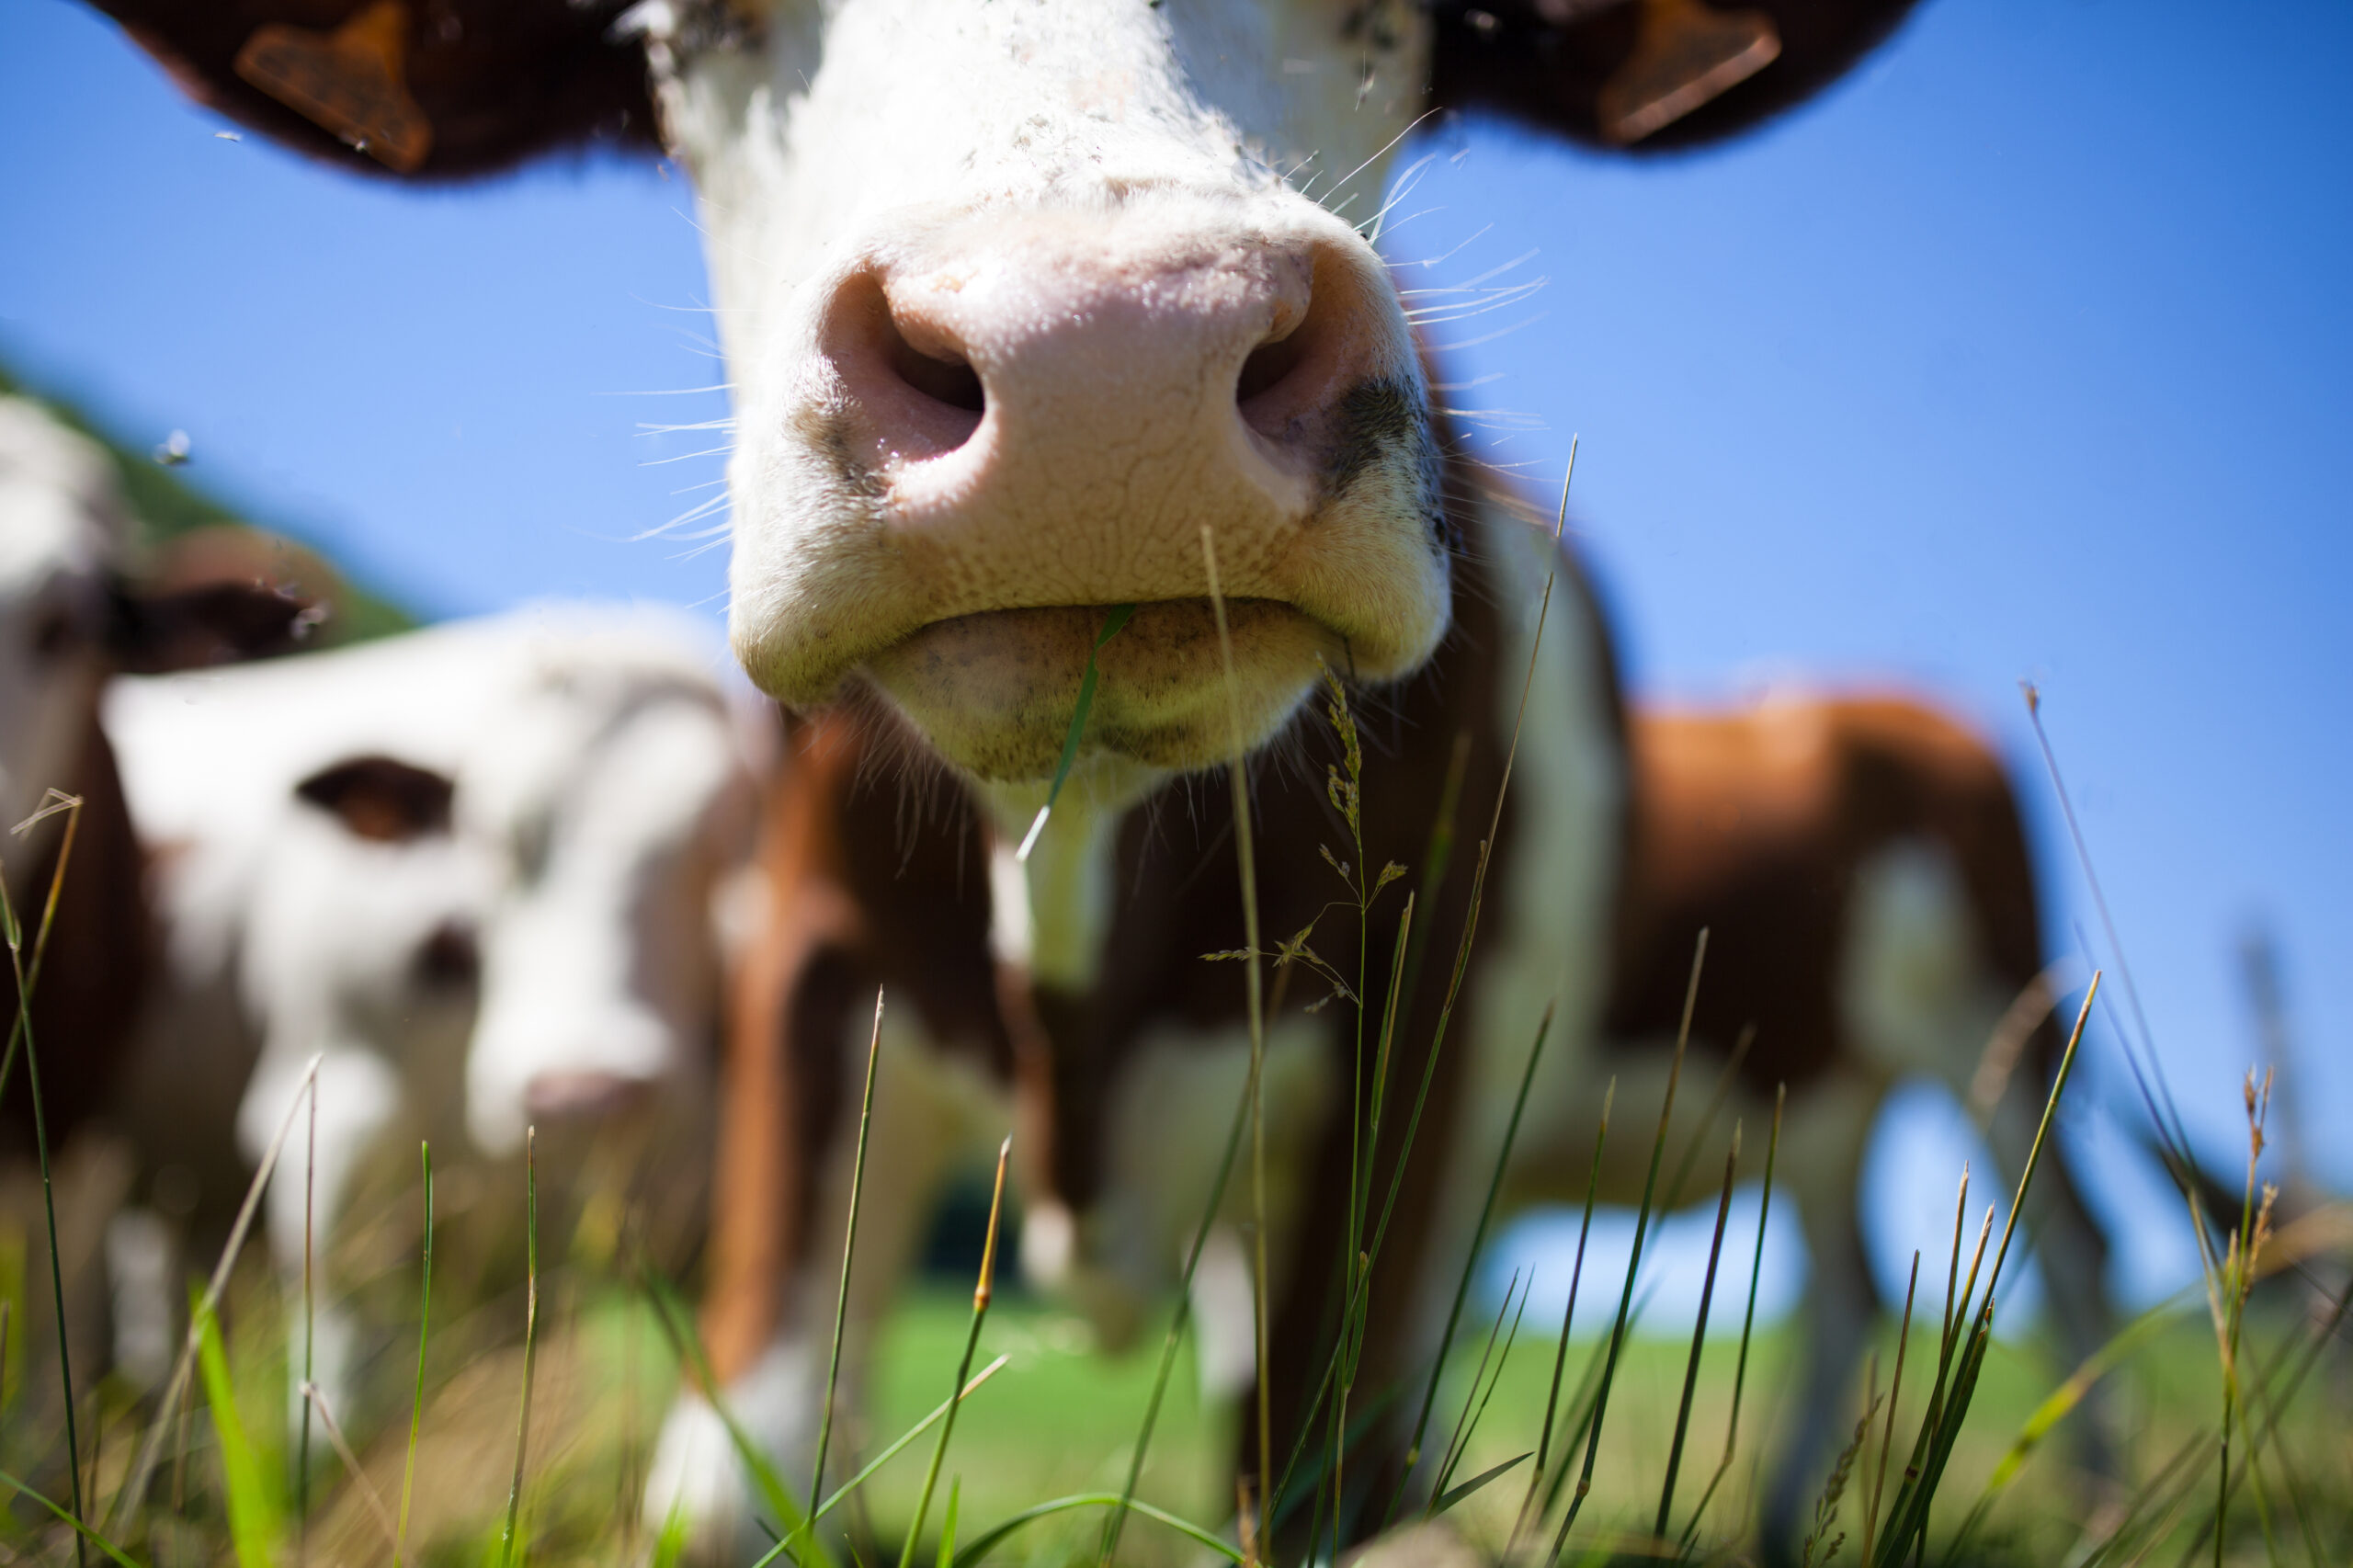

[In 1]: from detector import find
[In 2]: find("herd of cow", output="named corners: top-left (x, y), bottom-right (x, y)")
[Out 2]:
top-left (6, 0), bottom-right (2134, 1561)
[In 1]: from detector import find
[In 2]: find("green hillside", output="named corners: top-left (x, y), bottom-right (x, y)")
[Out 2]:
top-left (0, 361), bottom-right (415, 644)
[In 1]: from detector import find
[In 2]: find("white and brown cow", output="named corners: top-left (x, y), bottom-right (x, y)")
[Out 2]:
top-left (0, 395), bottom-right (313, 1411)
top-left (78, 0), bottom-right (2029, 1554)
top-left (0, 394), bottom-right (308, 1181)
top-left (103, 605), bottom-right (757, 1429)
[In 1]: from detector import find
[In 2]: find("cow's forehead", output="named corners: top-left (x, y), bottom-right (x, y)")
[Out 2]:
top-left (654, 0), bottom-right (1431, 246)
top-left (0, 400), bottom-right (121, 597)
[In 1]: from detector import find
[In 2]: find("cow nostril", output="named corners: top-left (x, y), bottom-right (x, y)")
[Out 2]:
top-left (1234, 267), bottom-right (1334, 442)
top-left (886, 330), bottom-right (985, 415)
top-left (415, 921), bottom-right (480, 988)
top-left (1236, 333), bottom-right (1307, 406)
top-left (872, 289), bottom-right (984, 415)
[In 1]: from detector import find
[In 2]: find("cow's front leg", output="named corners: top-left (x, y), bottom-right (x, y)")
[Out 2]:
top-left (1759, 1074), bottom-right (1882, 1567)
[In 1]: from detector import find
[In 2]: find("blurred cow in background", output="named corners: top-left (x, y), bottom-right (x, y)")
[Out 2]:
top-left (0, 396), bottom-right (310, 1160)
top-left (103, 606), bottom-right (758, 1431)
top-left (0, 395), bottom-right (310, 1404)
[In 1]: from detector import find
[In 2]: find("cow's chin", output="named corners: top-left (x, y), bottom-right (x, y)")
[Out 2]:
top-left (864, 599), bottom-right (1336, 785)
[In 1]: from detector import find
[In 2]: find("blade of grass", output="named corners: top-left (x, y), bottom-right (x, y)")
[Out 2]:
top-left (1200, 526), bottom-right (1274, 1540)
top-left (1870, 975), bottom-right (2097, 1566)
top-left (1511, 1080), bottom-right (1613, 1555)
top-left (1392, 1001), bottom-right (1553, 1523)
top-left (933, 1480), bottom-right (960, 1568)
top-left (812, 991), bottom-right (886, 1527)
top-left (1098, 1062), bottom-right (1257, 1564)
top-left (115, 1053), bottom-right (325, 1524)
top-left (498, 1127), bottom-right (541, 1568)
top-left (1539, 1279), bottom-right (1663, 1523)
top-left (1395, 731), bottom-right (1470, 1027)
top-left (1656, 1025), bottom-right (1755, 1215)
top-left (817, 1357), bottom-right (1007, 1528)
top-left (394, 1142), bottom-right (434, 1568)
top-left (0, 790), bottom-right (85, 1112)
top-left (1430, 1269), bottom-right (1530, 1507)
top-left (746, 1357), bottom-right (1017, 1568)
top-left (0, 805), bottom-right (86, 1568)
top-left (896, 1137), bottom-right (1010, 1568)
top-left (298, 1068), bottom-right (317, 1567)
top-left (1016, 605), bottom-right (1136, 861)
top-left (2021, 688), bottom-right (2193, 1177)
top-left (1272, 441), bottom-right (1580, 1533)
top-left (298, 1381), bottom-right (399, 1554)
top-left (1678, 1082), bottom-right (1783, 1553)
top-left (1656, 1126), bottom-right (1743, 1541)
top-left (1435, 1451), bottom-right (1532, 1518)
top-left (1275, 1386), bottom-right (1403, 1539)
top-left (1946, 1296), bottom-right (2177, 1556)
top-left (196, 1295), bottom-right (280, 1568)
top-left (642, 1268), bottom-right (827, 1564)
top-left (0, 1468), bottom-right (145, 1568)
top-left (961, 1495), bottom-right (1246, 1568)
top-left (1548, 927), bottom-right (1708, 1567)
top-left (2166, 1269), bottom-right (2353, 1568)
top-left (1859, 1252), bottom-right (1921, 1565)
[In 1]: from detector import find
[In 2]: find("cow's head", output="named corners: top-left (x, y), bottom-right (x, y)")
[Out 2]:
top-left (456, 658), bottom-right (755, 1163)
top-left (96, 0), bottom-right (1912, 808)
top-left (0, 396), bottom-right (312, 845)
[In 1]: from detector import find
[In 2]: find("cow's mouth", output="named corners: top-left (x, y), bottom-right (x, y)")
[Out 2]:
top-left (864, 599), bottom-right (1339, 783)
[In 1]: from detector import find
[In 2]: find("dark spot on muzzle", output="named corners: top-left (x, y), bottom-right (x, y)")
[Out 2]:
top-left (1326, 377), bottom-right (1451, 554)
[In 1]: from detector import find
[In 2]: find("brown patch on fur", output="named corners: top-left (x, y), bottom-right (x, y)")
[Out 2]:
top-left (1601, 695), bottom-right (2052, 1095)
top-left (0, 710), bottom-right (153, 1164)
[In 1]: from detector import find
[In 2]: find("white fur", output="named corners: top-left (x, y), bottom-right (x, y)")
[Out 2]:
top-left (641, 0), bottom-right (1444, 797)
top-left (0, 396), bottom-right (125, 845)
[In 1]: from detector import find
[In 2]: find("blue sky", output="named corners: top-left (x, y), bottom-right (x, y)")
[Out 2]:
top-left (4, 0), bottom-right (2347, 1324)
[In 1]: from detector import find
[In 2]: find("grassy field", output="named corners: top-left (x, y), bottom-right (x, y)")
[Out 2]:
top-left (1, 1221), bottom-right (2345, 1568)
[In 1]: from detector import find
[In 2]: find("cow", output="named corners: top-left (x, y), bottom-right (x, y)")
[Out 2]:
top-left (0, 394), bottom-right (315, 1435)
top-left (1, 395), bottom-right (313, 1178)
top-left (1017, 687), bottom-right (2114, 1549)
top-left (77, 0), bottom-right (1991, 1555)
top-left (102, 604), bottom-right (757, 1429)
top-left (657, 633), bottom-right (2114, 1557)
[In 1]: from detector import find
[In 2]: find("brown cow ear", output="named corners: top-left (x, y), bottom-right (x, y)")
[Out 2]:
top-left (295, 756), bottom-right (456, 842)
top-left (91, 0), bottom-right (657, 180)
top-left (107, 578), bottom-right (318, 674)
top-left (1428, 0), bottom-right (1919, 152)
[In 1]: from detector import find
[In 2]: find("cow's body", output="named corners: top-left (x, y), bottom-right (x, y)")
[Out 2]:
top-left (103, 606), bottom-right (756, 1421)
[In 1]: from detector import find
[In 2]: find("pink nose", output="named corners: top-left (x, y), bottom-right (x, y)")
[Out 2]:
top-left (523, 1070), bottom-right (655, 1125)
top-left (815, 220), bottom-right (1402, 549)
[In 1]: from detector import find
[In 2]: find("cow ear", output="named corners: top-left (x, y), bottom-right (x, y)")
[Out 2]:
top-left (295, 755), bottom-right (457, 842)
top-left (1428, 0), bottom-right (1918, 151)
top-left (108, 578), bottom-right (318, 674)
top-left (91, 0), bottom-right (657, 179)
